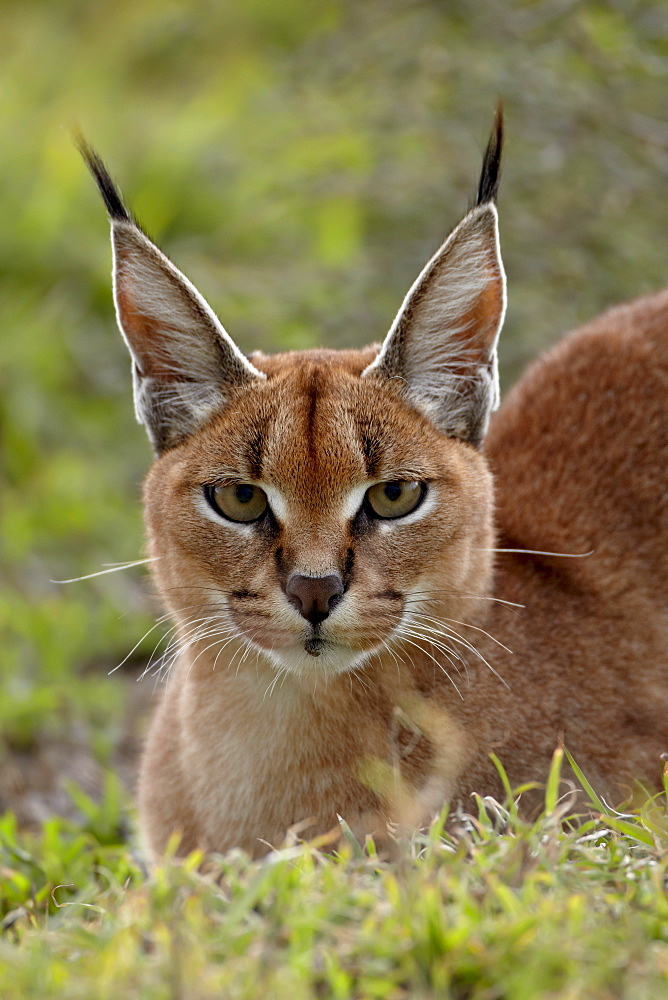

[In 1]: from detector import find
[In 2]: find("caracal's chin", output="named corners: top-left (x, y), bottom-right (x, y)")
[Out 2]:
top-left (251, 630), bottom-right (381, 678)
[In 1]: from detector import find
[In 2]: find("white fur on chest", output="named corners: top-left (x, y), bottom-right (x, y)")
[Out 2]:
top-left (177, 664), bottom-right (349, 850)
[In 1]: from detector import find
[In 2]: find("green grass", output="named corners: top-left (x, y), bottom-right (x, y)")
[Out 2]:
top-left (3, 1), bottom-right (668, 995)
top-left (2, 756), bottom-right (668, 999)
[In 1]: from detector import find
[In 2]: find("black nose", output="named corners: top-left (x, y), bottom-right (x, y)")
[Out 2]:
top-left (286, 573), bottom-right (344, 625)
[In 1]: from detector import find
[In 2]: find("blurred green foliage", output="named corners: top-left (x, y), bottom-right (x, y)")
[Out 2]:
top-left (1, 769), bottom-right (668, 998)
top-left (1, 0), bottom-right (667, 752)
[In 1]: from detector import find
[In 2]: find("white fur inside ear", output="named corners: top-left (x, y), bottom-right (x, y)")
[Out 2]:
top-left (110, 221), bottom-right (265, 452)
top-left (113, 223), bottom-right (265, 382)
top-left (362, 204), bottom-right (506, 446)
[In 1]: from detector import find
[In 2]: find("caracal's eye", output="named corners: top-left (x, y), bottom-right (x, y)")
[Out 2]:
top-left (365, 480), bottom-right (424, 519)
top-left (205, 484), bottom-right (268, 523)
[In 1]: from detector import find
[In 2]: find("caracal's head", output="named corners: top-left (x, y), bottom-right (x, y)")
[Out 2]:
top-left (80, 110), bottom-right (506, 678)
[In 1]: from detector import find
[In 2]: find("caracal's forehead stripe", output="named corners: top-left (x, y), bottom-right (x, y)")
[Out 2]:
top-left (245, 424), bottom-right (266, 481)
top-left (196, 357), bottom-right (463, 504)
top-left (358, 425), bottom-right (384, 477)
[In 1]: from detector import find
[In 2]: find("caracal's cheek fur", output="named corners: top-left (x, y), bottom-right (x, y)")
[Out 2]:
top-left (143, 352), bottom-right (495, 678)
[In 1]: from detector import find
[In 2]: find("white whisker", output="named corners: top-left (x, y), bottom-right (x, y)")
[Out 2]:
top-left (484, 547), bottom-right (594, 558)
top-left (52, 557), bottom-right (158, 584)
top-left (394, 625), bottom-right (467, 682)
top-left (403, 590), bottom-right (525, 609)
top-left (396, 604), bottom-right (510, 691)
top-left (413, 612), bottom-right (513, 654)
top-left (391, 631), bottom-right (463, 699)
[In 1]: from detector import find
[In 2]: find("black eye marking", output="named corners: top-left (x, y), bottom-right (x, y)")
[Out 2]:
top-left (359, 428), bottom-right (383, 477)
top-left (343, 546), bottom-right (355, 588)
top-left (246, 428), bottom-right (265, 481)
top-left (274, 544), bottom-right (288, 579)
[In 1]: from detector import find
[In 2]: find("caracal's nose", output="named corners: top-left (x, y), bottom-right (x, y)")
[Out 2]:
top-left (286, 573), bottom-right (344, 625)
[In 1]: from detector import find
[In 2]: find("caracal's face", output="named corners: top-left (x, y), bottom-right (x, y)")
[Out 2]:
top-left (144, 349), bottom-right (494, 677)
top-left (79, 120), bottom-right (504, 680)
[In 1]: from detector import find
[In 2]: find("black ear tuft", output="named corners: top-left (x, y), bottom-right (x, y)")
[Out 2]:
top-left (476, 102), bottom-right (504, 206)
top-left (75, 135), bottom-right (132, 223)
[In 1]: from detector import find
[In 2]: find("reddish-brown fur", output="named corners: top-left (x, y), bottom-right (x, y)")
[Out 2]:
top-left (79, 121), bottom-right (668, 861)
top-left (138, 293), bottom-right (668, 859)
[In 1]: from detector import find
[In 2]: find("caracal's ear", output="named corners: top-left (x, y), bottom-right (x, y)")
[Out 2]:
top-left (77, 140), bottom-right (265, 454)
top-left (362, 106), bottom-right (506, 447)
